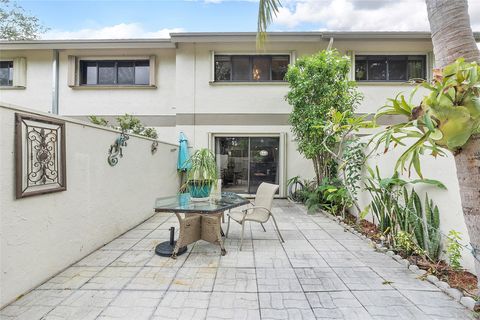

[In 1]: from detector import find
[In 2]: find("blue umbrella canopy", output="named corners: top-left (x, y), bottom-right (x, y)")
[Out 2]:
top-left (177, 132), bottom-right (191, 171)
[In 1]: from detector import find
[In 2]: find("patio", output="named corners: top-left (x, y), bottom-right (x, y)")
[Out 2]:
top-left (0, 200), bottom-right (473, 320)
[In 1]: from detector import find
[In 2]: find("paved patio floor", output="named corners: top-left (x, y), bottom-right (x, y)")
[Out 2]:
top-left (1, 200), bottom-right (474, 320)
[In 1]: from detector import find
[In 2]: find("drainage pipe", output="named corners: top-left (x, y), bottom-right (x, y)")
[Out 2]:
top-left (51, 49), bottom-right (59, 114)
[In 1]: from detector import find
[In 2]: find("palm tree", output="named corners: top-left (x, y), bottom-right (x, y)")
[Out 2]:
top-left (257, 0), bottom-right (480, 307)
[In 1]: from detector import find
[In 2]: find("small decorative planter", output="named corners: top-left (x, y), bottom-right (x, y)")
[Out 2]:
top-left (187, 182), bottom-right (212, 199)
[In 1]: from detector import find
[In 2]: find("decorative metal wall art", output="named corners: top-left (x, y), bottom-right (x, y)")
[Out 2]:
top-left (151, 141), bottom-right (159, 154)
top-left (15, 113), bottom-right (66, 198)
top-left (108, 131), bottom-right (129, 166)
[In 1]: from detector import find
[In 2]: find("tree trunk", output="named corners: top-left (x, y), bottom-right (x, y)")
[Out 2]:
top-left (426, 0), bottom-right (480, 307)
top-left (426, 0), bottom-right (480, 68)
top-left (454, 135), bottom-right (480, 305)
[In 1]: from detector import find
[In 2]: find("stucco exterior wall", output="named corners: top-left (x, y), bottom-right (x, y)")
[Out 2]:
top-left (57, 48), bottom-right (177, 116)
top-left (0, 50), bottom-right (53, 112)
top-left (355, 135), bottom-right (475, 273)
top-left (0, 103), bottom-right (179, 308)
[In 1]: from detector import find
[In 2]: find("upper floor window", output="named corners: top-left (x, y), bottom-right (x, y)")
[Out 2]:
top-left (355, 55), bottom-right (426, 82)
top-left (0, 61), bottom-right (14, 86)
top-left (214, 55), bottom-right (290, 82)
top-left (79, 60), bottom-right (150, 86)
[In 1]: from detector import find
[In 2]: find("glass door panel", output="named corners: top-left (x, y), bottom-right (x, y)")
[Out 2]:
top-left (249, 137), bottom-right (279, 194)
top-left (215, 137), bottom-right (249, 193)
top-left (215, 136), bottom-right (280, 194)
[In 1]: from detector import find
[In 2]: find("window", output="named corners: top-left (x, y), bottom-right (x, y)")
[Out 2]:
top-left (355, 55), bottom-right (426, 82)
top-left (214, 55), bottom-right (290, 82)
top-left (79, 60), bottom-right (150, 85)
top-left (0, 61), bottom-right (13, 86)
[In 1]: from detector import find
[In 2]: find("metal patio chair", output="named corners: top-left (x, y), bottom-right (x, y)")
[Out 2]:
top-left (225, 182), bottom-right (284, 250)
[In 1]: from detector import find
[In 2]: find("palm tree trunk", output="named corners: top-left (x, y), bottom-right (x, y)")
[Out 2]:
top-left (426, 0), bottom-right (480, 307)
top-left (426, 0), bottom-right (480, 68)
top-left (454, 135), bottom-right (480, 306)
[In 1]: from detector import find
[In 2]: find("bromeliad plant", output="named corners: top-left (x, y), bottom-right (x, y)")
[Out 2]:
top-left (371, 58), bottom-right (480, 178)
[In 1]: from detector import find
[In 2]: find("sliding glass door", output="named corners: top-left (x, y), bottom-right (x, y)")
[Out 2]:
top-left (215, 136), bottom-right (279, 194)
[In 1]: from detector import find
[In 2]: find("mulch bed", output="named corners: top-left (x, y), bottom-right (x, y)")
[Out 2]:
top-left (340, 212), bottom-right (479, 298)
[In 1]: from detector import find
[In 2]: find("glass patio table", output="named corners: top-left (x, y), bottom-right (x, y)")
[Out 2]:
top-left (154, 192), bottom-right (250, 258)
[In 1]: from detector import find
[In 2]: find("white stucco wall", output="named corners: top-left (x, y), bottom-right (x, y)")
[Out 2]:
top-left (355, 136), bottom-right (475, 273)
top-left (0, 50), bottom-right (53, 113)
top-left (0, 103), bottom-right (179, 308)
top-left (58, 48), bottom-right (177, 116)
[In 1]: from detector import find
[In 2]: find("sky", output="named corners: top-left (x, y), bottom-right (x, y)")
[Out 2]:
top-left (15, 0), bottom-right (480, 39)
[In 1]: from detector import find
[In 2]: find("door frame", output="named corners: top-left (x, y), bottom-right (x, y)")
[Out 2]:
top-left (208, 132), bottom-right (287, 197)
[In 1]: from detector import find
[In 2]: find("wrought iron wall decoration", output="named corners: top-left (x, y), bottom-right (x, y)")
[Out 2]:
top-left (108, 131), bottom-right (129, 166)
top-left (15, 113), bottom-right (66, 198)
top-left (151, 141), bottom-right (159, 154)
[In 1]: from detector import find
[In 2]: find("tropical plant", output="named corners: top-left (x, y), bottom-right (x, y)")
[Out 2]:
top-left (341, 137), bottom-right (366, 203)
top-left (184, 148), bottom-right (218, 188)
top-left (88, 114), bottom-right (158, 139)
top-left (405, 189), bottom-right (441, 261)
top-left (364, 166), bottom-right (445, 248)
top-left (395, 231), bottom-right (417, 256)
top-left (285, 50), bottom-right (363, 184)
top-left (0, 0), bottom-right (48, 40)
top-left (303, 178), bottom-right (351, 216)
top-left (446, 230), bottom-right (464, 271)
top-left (370, 59), bottom-right (480, 178)
top-left (318, 183), bottom-right (352, 217)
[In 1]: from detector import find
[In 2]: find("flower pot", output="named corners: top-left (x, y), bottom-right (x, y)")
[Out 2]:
top-left (187, 182), bottom-right (212, 198)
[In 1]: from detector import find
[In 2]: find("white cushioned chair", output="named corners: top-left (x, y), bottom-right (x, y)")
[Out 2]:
top-left (225, 182), bottom-right (284, 250)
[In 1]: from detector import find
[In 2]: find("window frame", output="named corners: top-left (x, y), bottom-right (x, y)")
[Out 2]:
top-left (70, 55), bottom-right (156, 88)
top-left (0, 60), bottom-right (14, 87)
top-left (354, 54), bottom-right (427, 82)
top-left (213, 54), bottom-right (291, 83)
top-left (78, 59), bottom-right (151, 86)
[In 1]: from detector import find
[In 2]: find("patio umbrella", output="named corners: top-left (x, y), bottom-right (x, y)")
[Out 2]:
top-left (177, 132), bottom-right (191, 172)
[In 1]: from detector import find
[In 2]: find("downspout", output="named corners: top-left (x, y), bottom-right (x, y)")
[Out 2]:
top-left (51, 49), bottom-right (59, 114)
top-left (327, 37), bottom-right (334, 51)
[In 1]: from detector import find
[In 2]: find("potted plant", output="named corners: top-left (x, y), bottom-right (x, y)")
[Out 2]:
top-left (184, 148), bottom-right (218, 199)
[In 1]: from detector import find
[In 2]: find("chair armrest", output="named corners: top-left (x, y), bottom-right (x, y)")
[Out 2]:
top-left (242, 206), bottom-right (272, 215)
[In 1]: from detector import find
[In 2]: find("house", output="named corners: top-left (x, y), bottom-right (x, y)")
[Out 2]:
top-left (1, 32), bottom-right (479, 272)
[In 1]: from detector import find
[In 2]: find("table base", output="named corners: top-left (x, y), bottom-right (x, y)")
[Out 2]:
top-left (172, 212), bottom-right (226, 259)
top-left (155, 241), bottom-right (187, 257)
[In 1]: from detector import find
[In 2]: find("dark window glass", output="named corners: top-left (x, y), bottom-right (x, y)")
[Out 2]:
top-left (98, 61), bottom-right (116, 84)
top-left (215, 55), bottom-right (289, 82)
top-left (252, 56), bottom-right (270, 81)
top-left (368, 58), bottom-right (387, 81)
top-left (355, 55), bottom-right (426, 81)
top-left (407, 56), bottom-right (425, 79)
top-left (135, 60), bottom-right (150, 85)
top-left (79, 60), bottom-right (150, 85)
top-left (355, 58), bottom-right (367, 81)
top-left (80, 61), bottom-right (97, 85)
top-left (0, 61), bottom-right (13, 86)
top-left (117, 61), bottom-right (134, 84)
top-left (232, 56), bottom-right (250, 81)
top-left (215, 55), bottom-right (231, 81)
top-left (271, 56), bottom-right (289, 80)
top-left (388, 56), bottom-right (407, 81)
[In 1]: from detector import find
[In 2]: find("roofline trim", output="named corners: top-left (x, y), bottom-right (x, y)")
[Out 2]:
top-left (0, 31), bottom-right (478, 49)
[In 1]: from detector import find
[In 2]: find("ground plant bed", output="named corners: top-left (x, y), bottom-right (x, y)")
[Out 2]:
top-left (341, 211), bottom-right (479, 304)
